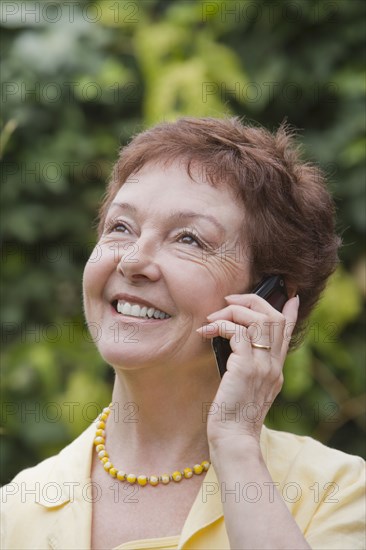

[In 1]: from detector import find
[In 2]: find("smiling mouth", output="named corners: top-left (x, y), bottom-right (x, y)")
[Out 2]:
top-left (112, 300), bottom-right (171, 320)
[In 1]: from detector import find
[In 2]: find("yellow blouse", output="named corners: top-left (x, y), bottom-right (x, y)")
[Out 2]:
top-left (1, 422), bottom-right (365, 549)
top-left (114, 535), bottom-right (179, 549)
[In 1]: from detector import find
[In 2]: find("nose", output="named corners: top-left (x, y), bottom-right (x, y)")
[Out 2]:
top-left (115, 236), bottom-right (161, 283)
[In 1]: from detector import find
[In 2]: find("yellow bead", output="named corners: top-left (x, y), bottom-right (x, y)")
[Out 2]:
top-left (172, 471), bottom-right (182, 482)
top-left (137, 475), bottom-right (147, 486)
top-left (149, 475), bottom-right (159, 486)
top-left (95, 403), bottom-right (210, 488)
top-left (126, 473), bottom-right (136, 484)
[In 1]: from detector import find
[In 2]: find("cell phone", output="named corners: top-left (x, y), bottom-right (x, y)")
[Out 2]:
top-left (211, 275), bottom-right (288, 378)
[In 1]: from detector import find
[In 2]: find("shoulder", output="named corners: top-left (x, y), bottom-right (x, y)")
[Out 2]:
top-left (1, 423), bottom-right (95, 549)
top-left (261, 426), bottom-right (365, 550)
top-left (1, 422), bottom-right (95, 517)
top-left (261, 425), bottom-right (365, 478)
top-left (261, 424), bottom-right (362, 461)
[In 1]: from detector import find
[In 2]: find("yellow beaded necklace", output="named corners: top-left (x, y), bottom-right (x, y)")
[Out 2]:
top-left (94, 404), bottom-right (210, 487)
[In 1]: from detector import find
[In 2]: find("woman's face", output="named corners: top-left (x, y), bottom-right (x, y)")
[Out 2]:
top-left (83, 162), bottom-right (251, 372)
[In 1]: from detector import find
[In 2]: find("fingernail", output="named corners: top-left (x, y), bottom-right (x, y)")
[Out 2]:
top-left (296, 294), bottom-right (300, 304)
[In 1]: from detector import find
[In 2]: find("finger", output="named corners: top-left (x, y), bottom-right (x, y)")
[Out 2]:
top-left (197, 319), bottom-right (254, 356)
top-left (224, 293), bottom-right (284, 315)
top-left (206, 305), bottom-right (281, 355)
top-left (207, 305), bottom-right (284, 355)
top-left (225, 294), bottom-right (299, 356)
top-left (252, 296), bottom-right (299, 358)
top-left (282, 295), bottom-right (300, 324)
top-left (213, 306), bottom-right (284, 356)
top-left (196, 319), bottom-right (242, 341)
top-left (197, 319), bottom-right (271, 361)
top-left (207, 304), bottom-right (266, 327)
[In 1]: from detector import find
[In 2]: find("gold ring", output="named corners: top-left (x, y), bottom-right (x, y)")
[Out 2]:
top-left (251, 342), bottom-right (271, 351)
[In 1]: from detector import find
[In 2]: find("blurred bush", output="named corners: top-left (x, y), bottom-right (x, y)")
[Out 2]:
top-left (1, 0), bottom-right (365, 484)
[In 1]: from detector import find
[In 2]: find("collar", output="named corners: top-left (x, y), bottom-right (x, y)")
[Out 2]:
top-left (35, 422), bottom-right (270, 549)
top-left (35, 423), bottom-right (95, 549)
top-left (178, 428), bottom-right (269, 548)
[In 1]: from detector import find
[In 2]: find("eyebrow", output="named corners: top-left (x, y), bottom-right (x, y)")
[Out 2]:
top-left (109, 202), bottom-right (226, 235)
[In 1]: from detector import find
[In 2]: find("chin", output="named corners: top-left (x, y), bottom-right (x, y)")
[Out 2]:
top-left (96, 341), bottom-right (163, 371)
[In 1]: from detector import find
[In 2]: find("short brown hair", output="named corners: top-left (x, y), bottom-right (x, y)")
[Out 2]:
top-left (98, 117), bottom-right (341, 348)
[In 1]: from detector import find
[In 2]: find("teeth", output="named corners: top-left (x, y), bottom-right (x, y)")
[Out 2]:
top-left (130, 304), bottom-right (140, 317)
top-left (116, 301), bottom-right (170, 319)
top-left (122, 303), bottom-right (131, 315)
top-left (139, 306), bottom-right (148, 317)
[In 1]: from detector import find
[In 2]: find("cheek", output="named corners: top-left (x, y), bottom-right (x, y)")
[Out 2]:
top-left (82, 262), bottom-right (97, 323)
top-left (186, 257), bottom-right (250, 315)
top-left (82, 259), bottom-right (99, 298)
top-left (167, 258), bottom-right (233, 313)
top-left (82, 246), bottom-right (111, 300)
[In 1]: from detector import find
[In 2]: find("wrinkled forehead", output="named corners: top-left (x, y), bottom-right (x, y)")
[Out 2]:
top-left (98, 157), bottom-right (243, 238)
top-left (107, 163), bottom-right (246, 241)
top-left (119, 158), bottom-right (241, 203)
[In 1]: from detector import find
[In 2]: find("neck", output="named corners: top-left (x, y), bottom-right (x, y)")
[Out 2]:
top-left (105, 356), bottom-right (219, 472)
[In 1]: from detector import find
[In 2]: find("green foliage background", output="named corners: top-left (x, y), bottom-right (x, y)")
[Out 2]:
top-left (1, 0), bottom-right (365, 484)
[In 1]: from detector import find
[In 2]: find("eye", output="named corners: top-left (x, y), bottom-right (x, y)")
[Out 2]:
top-left (105, 220), bottom-right (130, 234)
top-left (177, 230), bottom-right (203, 248)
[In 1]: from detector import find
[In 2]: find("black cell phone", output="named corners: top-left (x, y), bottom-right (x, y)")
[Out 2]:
top-left (211, 275), bottom-right (288, 378)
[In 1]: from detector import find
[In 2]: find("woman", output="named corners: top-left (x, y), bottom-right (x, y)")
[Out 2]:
top-left (1, 117), bottom-right (364, 550)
